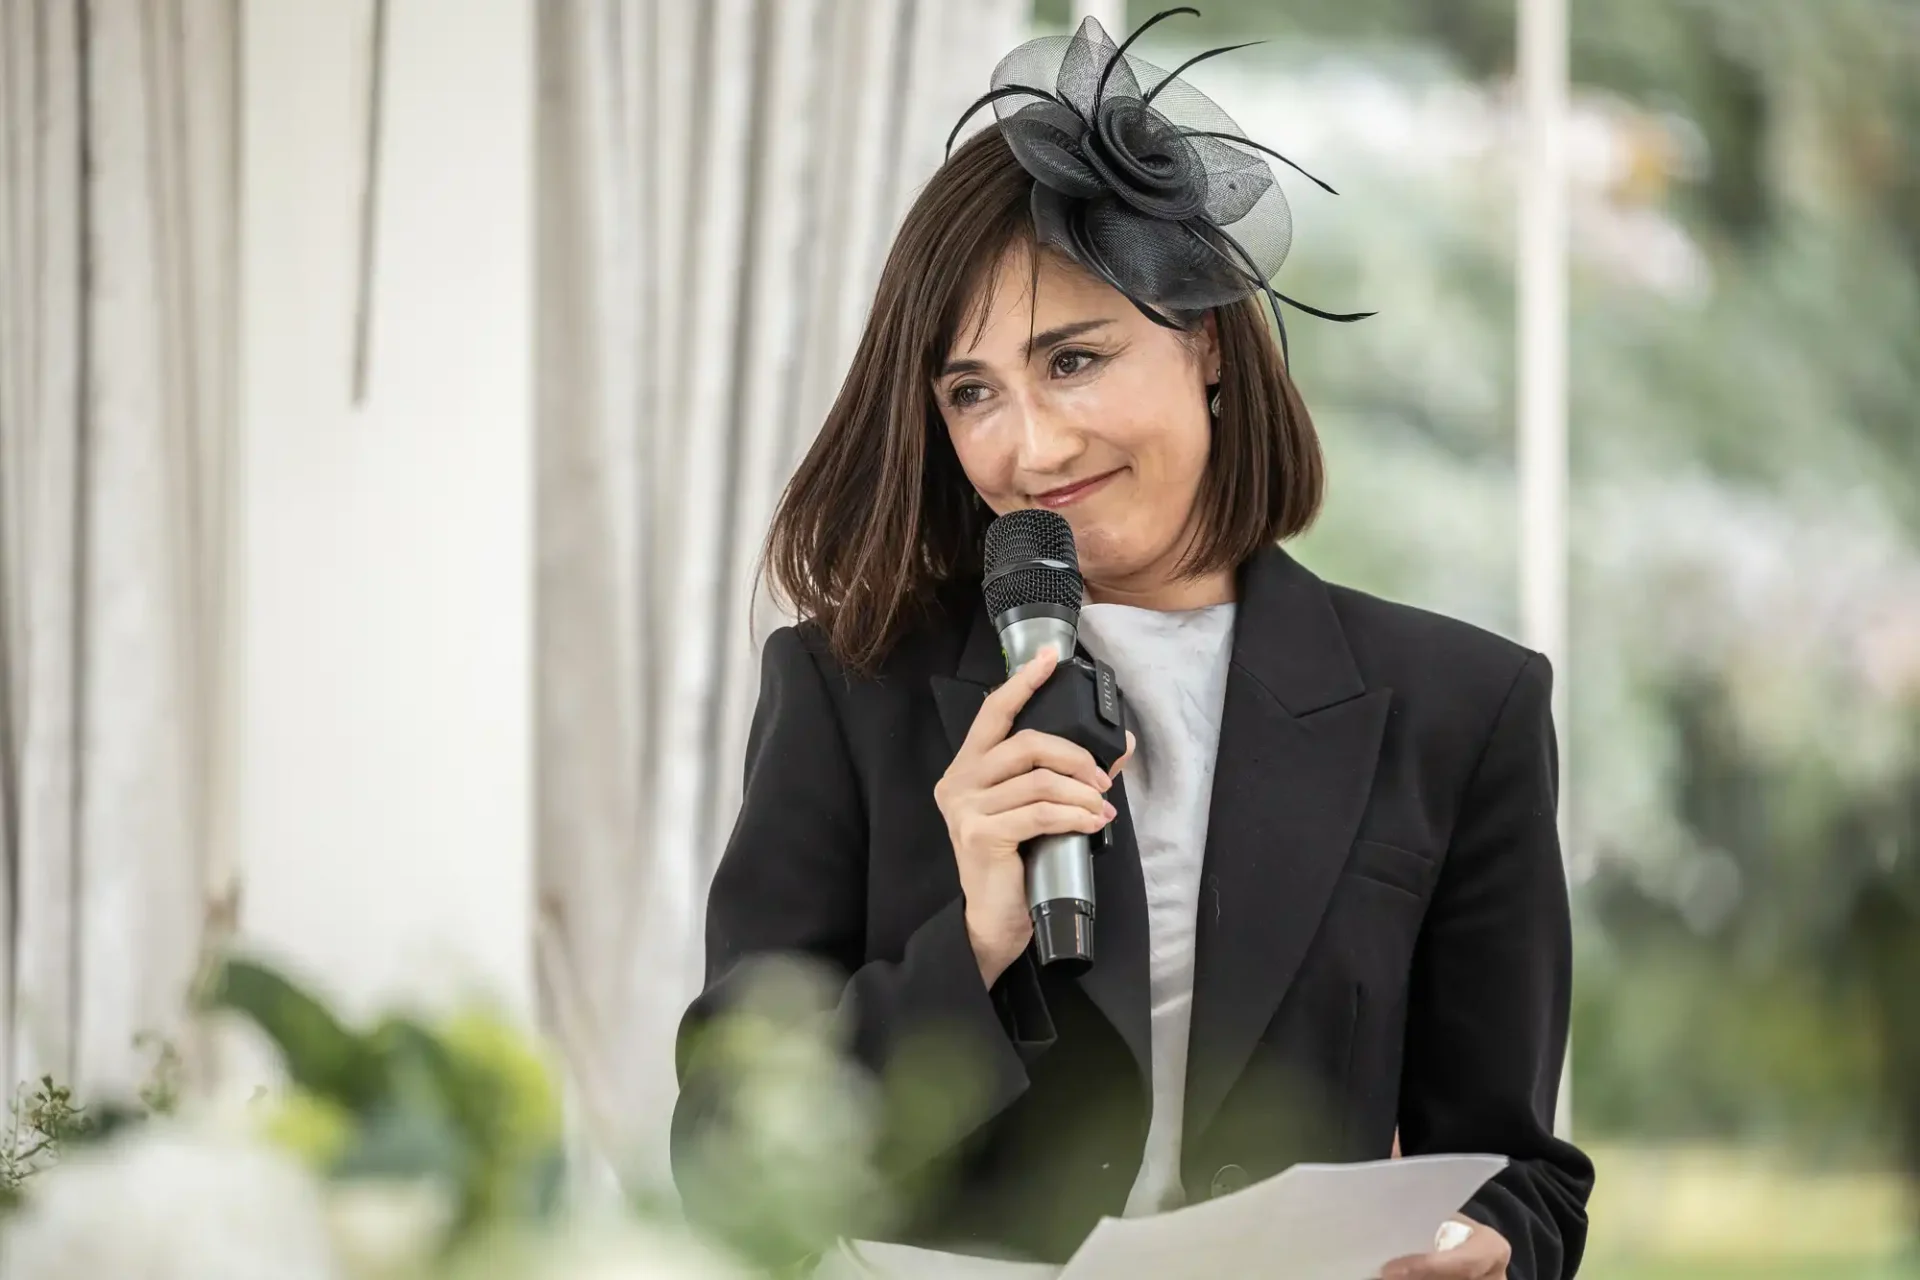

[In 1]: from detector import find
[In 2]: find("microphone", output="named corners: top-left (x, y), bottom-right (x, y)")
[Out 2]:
top-left (982, 509), bottom-right (1097, 972)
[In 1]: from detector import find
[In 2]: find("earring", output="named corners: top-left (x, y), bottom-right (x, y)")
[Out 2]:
top-left (1208, 387), bottom-right (1223, 417)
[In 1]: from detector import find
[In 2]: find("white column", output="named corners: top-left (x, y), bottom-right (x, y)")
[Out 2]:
top-left (1071, 0), bottom-right (1129, 36)
top-left (1516, 0), bottom-right (1572, 1136)
top-left (234, 0), bottom-right (534, 1022)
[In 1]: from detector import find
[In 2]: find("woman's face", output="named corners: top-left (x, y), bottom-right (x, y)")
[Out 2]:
top-left (933, 246), bottom-right (1220, 599)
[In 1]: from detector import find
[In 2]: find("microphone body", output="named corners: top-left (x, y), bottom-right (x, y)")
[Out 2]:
top-left (993, 602), bottom-right (1098, 970)
top-left (982, 508), bottom-right (1114, 973)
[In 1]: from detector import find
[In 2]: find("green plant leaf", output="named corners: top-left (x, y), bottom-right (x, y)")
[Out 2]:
top-left (198, 957), bottom-right (383, 1111)
top-left (333, 1098), bottom-right (473, 1187)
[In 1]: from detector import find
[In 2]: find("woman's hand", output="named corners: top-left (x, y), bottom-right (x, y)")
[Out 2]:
top-left (933, 645), bottom-right (1134, 986)
top-left (1379, 1217), bottom-right (1510, 1280)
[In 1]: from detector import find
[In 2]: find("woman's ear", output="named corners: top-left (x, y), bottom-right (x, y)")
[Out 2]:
top-left (1199, 311), bottom-right (1222, 382)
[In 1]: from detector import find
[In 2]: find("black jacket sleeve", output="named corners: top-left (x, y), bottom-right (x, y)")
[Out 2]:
top-left (1397, 652), bottom-right (1595, 1280)
top-left (671, 627), bottom-right (1038, 1207)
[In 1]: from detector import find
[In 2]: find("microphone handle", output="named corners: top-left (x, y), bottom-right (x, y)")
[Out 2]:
top-left (995, 610), bottom-right (1077, 672)
top-left (1026, 831), bottom-right (1096, 972)
top-left (993, 608), bottom-right (1097, 972)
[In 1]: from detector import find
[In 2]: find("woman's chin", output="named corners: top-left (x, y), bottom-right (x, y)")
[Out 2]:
top-left (1055, 500), bottom-right (1160, 585)
top-left (1060, 516), bottom-right (1112, 558)
top-left (1068, 537), bottom-right (1146, 589)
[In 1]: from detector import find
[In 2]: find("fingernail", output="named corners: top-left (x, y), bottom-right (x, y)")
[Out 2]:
top-left (1103, 801), bottom-right (1116, 820)
top-left (1097, 773), bottom-right (1112, 791)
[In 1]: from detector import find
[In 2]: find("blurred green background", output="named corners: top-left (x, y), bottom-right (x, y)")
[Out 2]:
top-left (1037, 0), bottom-right (1920, 1275)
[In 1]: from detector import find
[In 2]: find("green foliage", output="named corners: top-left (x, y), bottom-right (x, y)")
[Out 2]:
top-left (668, 956), bottom-right (1013, 1272)
top-left (1586, 1263), bottom-right (1920, 1280)
top-left (2, 956), bottom-right (912, 1275)
top-left (197, 955), bottom-right (567, 1240)
top-left (0, 1031), bottom-right (184, 1213)
top-left (671, 960), bottom-right (896, 1269)
top-left (1571, 918), bottom-right (1888, 1151)
top-left (0, 1078), bottom-right (95, 1209)
top-left (134, 1032), bottom-right (184, 1116)
top-left (199, 955), bottom-right (385, 1109)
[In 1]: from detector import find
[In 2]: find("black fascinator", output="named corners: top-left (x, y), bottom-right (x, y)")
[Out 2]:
top-left (947, 6), bottom-right (1370, 361)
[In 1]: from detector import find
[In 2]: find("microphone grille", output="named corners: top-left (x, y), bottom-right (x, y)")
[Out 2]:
top-left (982, 509), bottom-right (1083, 619)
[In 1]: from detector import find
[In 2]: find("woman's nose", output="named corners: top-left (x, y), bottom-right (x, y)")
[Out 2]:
top-left (1013, 404), bottom-right (1084, 476)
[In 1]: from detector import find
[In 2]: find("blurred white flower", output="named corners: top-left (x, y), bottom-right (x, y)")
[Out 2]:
top-left (325, 1178), bottom-right (457, 1277)
top-left (514, 1217), bottom-right (745, 1280)
top-left (0, 1121), bottom-right (341, 1280)
top-left (672, 958), bottom-right (896, 1257)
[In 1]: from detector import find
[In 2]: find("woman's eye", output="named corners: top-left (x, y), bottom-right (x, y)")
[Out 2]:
top-left (1052, 349), bottom-right (1098, 378)
top-left (948, 383), bottom-right (988, 409)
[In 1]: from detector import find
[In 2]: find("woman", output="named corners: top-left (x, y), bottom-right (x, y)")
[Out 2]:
top-left (675, 13), bottom-right (1592, 1278)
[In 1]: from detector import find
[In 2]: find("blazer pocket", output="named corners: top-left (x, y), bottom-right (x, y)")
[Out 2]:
top-left (1345, 840), bottom-right (1434, 899)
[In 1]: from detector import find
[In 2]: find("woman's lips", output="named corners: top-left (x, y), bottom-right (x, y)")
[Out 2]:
top-left (1033, 469), bottom-right (1121, 509)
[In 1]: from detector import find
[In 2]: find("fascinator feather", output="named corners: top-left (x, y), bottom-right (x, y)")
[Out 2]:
top-left (947, 7), bottom-right (1371, 361)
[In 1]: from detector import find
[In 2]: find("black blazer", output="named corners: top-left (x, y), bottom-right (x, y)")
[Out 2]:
top-left (674, 545), bottom-right (1593, 1277)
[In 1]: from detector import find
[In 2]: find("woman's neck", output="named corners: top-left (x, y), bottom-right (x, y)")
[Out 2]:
top-left (1084, 567), bottom-right (1236, 612)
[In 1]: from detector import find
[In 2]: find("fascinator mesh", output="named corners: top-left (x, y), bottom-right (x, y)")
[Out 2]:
top-left (947, 7), bottom-right (1370, 359)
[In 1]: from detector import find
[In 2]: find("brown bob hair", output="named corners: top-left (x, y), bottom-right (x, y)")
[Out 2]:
top-left (764, 127), bottom-right (1324, 674)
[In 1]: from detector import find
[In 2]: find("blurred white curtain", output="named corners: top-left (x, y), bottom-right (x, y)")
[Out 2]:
top-left (0, 0), bottom-right (240, 1093)
top-left (534, 0), bottom-right (1028, 1179)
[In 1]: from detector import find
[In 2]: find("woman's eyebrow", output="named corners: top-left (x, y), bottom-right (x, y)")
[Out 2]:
top-left (939, 356), bottom-right (991, 379)
top-left (1025, 318), bottom-right (1113, 355)
top-left (938, 319), bottom-right (1115, 379)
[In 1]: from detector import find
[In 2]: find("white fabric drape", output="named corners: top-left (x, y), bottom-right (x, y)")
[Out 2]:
top-left (534, 0), bottom-right (1029, 1180)
top-left (0, 0), bottom-right (239, 1094)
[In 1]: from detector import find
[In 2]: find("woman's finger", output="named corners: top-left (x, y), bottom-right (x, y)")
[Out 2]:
top-left (975, 768), bottom-right (1111, 820)
top-left (960, 646), bottom-right (1059, 756)
top-left (985, 800), bottom-right (1113, 847)
top-left (1109, 730), bottom-right (1137, 778)
top-left (1377, 1222), bottom-right (1507, 1280)
top-left (978, 729), bottom-right (1107, 793)
top-left (1376, 1254), bottom-right (1483, 1280)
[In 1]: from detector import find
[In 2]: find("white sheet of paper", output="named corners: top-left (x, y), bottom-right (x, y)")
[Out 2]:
top-left (1058, 1154), bottom-right (1508, 1280)
top-left (817, 1154), bottom-right (1506, 1280)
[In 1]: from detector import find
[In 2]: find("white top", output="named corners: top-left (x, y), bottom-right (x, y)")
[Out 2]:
top-left (1074, 600), bottom-right (1237, 1218)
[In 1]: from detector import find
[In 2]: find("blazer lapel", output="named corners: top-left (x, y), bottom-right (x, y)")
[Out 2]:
top-left (1183, 546), bottom-right (1390, 1137)
top-left (931, 604), bottom-right (1153, 1089)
